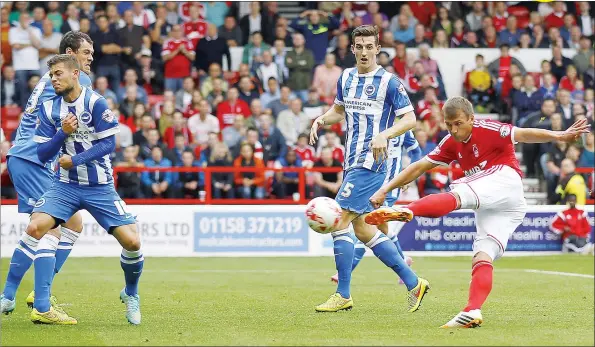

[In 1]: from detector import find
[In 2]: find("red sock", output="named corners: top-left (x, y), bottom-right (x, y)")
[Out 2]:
top-left (407, 193), bottom-right (458, 218)
top-left (463, 261), bottom-right (493, 312)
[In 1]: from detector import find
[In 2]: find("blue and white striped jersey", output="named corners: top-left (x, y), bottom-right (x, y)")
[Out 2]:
top-left (334, 66), bottom-right (414, 173)
top-left (7, 71), bottom-right (93, 169)
top-left (385, 130), bottom-right (419, 200)
top-left (33, 87), bottom-right (119, 186)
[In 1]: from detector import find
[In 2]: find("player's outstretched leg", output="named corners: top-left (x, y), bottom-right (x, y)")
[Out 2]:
top-left (354, 218), bottom-right (429, 312)
top-left (366, 192), bottom-right (460, 225)
top-left (113, 225), bottom-right (143, 325)
top-left (26, 213), bottom-right (83, 309)
top-left (317, 228), bottom-right (355, 312)
top-left (442, 252), bottom-right (493, 328)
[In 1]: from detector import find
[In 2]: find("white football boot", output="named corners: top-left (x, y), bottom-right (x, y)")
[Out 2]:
top-left (440, 309), bottom-right (483, 328)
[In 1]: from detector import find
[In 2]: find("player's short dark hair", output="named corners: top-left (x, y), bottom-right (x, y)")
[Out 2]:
top-left (47, 54), bottom-right (79, 70)
top-left (298, 133), bottom-right (308, 140)
top-left (351, 25), bottom-right (379, 45)
top-left (442, 96), bottom-right (474, 119)
top-left (59, 31), bottom-right (93, 54)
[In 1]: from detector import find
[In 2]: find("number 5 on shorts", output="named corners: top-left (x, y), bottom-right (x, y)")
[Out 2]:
top-left (114, 200), bottom-right (131, 215)
top-left (341, 183), bottom-right (354, 198)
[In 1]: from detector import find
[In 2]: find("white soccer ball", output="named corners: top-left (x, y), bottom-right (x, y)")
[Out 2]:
top-left (305, 197), bottom-right (342, 234)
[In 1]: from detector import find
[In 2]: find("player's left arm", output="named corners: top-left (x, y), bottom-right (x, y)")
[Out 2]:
top-left (371, 77), bottom-right (416, 162)
top-left (403, 130), bottom-right (422, 163)
top-left (514, 119), bottom-right (590, 143)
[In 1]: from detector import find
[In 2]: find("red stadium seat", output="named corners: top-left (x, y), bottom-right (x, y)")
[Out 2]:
top-left (1, 106), bottom-right (21, 120)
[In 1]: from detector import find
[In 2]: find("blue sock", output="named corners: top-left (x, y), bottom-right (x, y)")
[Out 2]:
top-left (54, 227), bottom-right (79, 278)
top-left (2, 234), bottom-right (38, 300)
top-left (366, 231), bottom-right (418, 291)
top-left (389, 233), bottom-right (405, 259)
top-left (332, 230), bottom-right (356, 299)
top-left (120, 249), bottom-right (144, 296)
top-left (351, 242), bottom-right (366, 271)
top-left (34, 234), bottom-right (59, 312)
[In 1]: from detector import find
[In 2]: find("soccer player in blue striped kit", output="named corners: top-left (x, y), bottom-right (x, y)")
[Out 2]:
top-left (309, 25), bottom-right (430, 312)
top-left (25, 54), bottom-right (143, 325)
top-left (1, 32), bottom-right (93, 315)
top-left (330, 130), bottom-right (422, 284)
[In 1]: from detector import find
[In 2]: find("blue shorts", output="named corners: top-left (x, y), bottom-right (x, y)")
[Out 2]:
top-left (335, 168), bottom-right (386, 215)
top-left (32, 181), bottom-right (136, 233)
top-left (384, 188), bottom-right (401, 207)
top-left (7, 156), bottom-right (54, 214)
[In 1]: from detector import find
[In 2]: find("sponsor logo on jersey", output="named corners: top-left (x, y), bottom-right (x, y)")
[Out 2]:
top-left (364, 84), bottom-right (376, 96)
top-left (499, 125), bottom-right (511, 138)
top-left (101, 109), bottom-right (116, 123)
top-left (79, 111), bottom-right (92, 125)
top-left (472, 144), bottom-right (479, 158)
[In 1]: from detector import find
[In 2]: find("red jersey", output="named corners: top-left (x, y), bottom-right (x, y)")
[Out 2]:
top-left (558, 76), bottom-right (576, 92)
top-left (544, 12), bottom-right (565, 30)
top-left (183, 20), bottom-right (207, 47)
top-left (293, 145), bottom-right (316, 163)
top-left (216, 99), bottom-right (251, 130)
top-left (178, 2), bottom-right (206, 22)
top-left (316, 144), bottom-right (345, 163)
top-left (407, 74), bottom-right (438, 93)
top-left (550, 207), bottom-right (592, 239)
top-left (407, 1), bottom-right (436, 27)
top-left (493, 14), bottom-right (508, 32)
top-left (162, 39), bottom-right (194, 79)
top-left (426, 120), bottom-right (522, 178)
top-left (417, 99), bottom-right (444, 120)
top-left (163, 127), bottom-right (194, 149)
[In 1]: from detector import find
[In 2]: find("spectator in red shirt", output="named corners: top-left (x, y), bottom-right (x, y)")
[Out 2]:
top-left (391, 42), bottom-right (408, 79)
top-left (216, 87), bottom-right (251, 131)
top-left (162, 24), bottom-right (196, 92)
top-left (492, 2), bottom-right (508, 32)
top-left (550, 194), bottom-right (593, 253)
top-left (316, 131), bottom-right (345, 163)
top-left (488, 44), bottom-right (526, 97)
top-left (559, 64), bottom-right (579, 92)
top-left (183, 4), bottom-right (207, 48)
top-left (544, 1), bottom-right (566, 30)
top-left (163, 112), bottom-right (194, 149)
top-left (417, 88), bottom-right (444, 120)
top-left (407, 1), bottom-right (436, 27)
top-left (293, 133), bottom-right (316, 168)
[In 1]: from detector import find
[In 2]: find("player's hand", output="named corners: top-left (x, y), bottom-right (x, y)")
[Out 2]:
top-left (59, 155), bottom-right (74, 170)
top-left (371, 133), bottom-right (388, 164)
top-left (309, 117), bottom-right (324, 145)
top-left (558, 119), bottom-right (590, 142)
top-left (61, 113), bottom-right (78, 134)
top-left (369, 189), bottom-right (387, 209)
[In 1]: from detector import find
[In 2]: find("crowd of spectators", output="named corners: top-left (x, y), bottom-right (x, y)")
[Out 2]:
top-left (1, 1), bottom-right (593, 202)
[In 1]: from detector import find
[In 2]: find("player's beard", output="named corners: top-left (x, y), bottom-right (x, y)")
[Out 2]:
top-left (56, 86), bottom-right (74, 97)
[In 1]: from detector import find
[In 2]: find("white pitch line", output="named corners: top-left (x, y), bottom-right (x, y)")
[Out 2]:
top-left (522, 269), bottom-right (595, 279)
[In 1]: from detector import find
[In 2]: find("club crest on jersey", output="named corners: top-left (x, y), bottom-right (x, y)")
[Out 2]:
top-left (499, 125), bottom-right (510, 138)
top-left (364, 84), bottom-right (376, 96)
top-left (398, 83), bottom-right (407, 95)
top-left (473, 144), bottom-right (479, 157)
top-left (458, 152), bottom-right (462, 159)
top-left (79, 111), bottom-right (92, 125)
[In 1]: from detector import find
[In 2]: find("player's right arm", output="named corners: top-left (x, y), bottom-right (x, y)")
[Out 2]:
top-left (34, 103), bottom-right (77, 163)
top-left (369, 158), bottom-right (438, 208)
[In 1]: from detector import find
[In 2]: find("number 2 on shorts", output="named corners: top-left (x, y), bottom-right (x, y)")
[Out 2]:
top-left (341, 183), bottom-right (354, 198)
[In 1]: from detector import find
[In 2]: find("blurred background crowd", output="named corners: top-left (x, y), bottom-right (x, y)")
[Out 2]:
top-left (1, 1), bottom-right (593, 204)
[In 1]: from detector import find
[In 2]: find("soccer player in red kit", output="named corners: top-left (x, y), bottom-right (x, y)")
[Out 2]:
top-left (365, 96), bottom-right (590, 328)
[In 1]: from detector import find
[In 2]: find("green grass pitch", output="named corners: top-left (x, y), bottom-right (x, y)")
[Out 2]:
top-left (1, 255), bottom-right (593, 346)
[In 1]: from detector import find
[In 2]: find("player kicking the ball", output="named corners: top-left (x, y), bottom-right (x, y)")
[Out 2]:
top-left (25, 55), bottom-right (143, 325)
top-left (366, 97), bottom-right (590, 327)
top-left (310, 25), bottom-right (429, 313)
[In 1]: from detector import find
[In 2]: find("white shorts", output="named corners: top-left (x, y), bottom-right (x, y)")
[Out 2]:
top-left (449, 165), bottom-right (527, 260)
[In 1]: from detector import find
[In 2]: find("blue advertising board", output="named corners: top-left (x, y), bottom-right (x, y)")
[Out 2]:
top-left (194, 211), bottom-right (309, 252)
top-left (397, 211), bottom-right (595, 252)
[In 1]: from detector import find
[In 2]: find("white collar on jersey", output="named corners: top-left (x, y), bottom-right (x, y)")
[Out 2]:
top-left (62, 87), bottom-right (87, 106)
top-left (355, 65), bottom-right (382, 77)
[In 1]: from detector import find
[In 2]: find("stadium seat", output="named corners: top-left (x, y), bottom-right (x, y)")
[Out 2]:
top-left (1, 106), bottom-right (21, 119)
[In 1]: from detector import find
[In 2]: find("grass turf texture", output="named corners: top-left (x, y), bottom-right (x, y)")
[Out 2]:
top-left (1, 256), bottom-right (593, 346)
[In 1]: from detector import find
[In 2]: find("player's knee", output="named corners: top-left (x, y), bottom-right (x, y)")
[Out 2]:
top-left (25, 222), bottom-right (41, 238)
top-left (122, 233), bottom-right (142, 251)
top-left (472, 251), bottom-right (493, 265)
top-left (450, 185), bottom-right (478, 210)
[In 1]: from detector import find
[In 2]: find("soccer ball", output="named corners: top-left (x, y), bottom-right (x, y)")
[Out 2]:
top-left (305, 197), bottom-right (342, 234)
